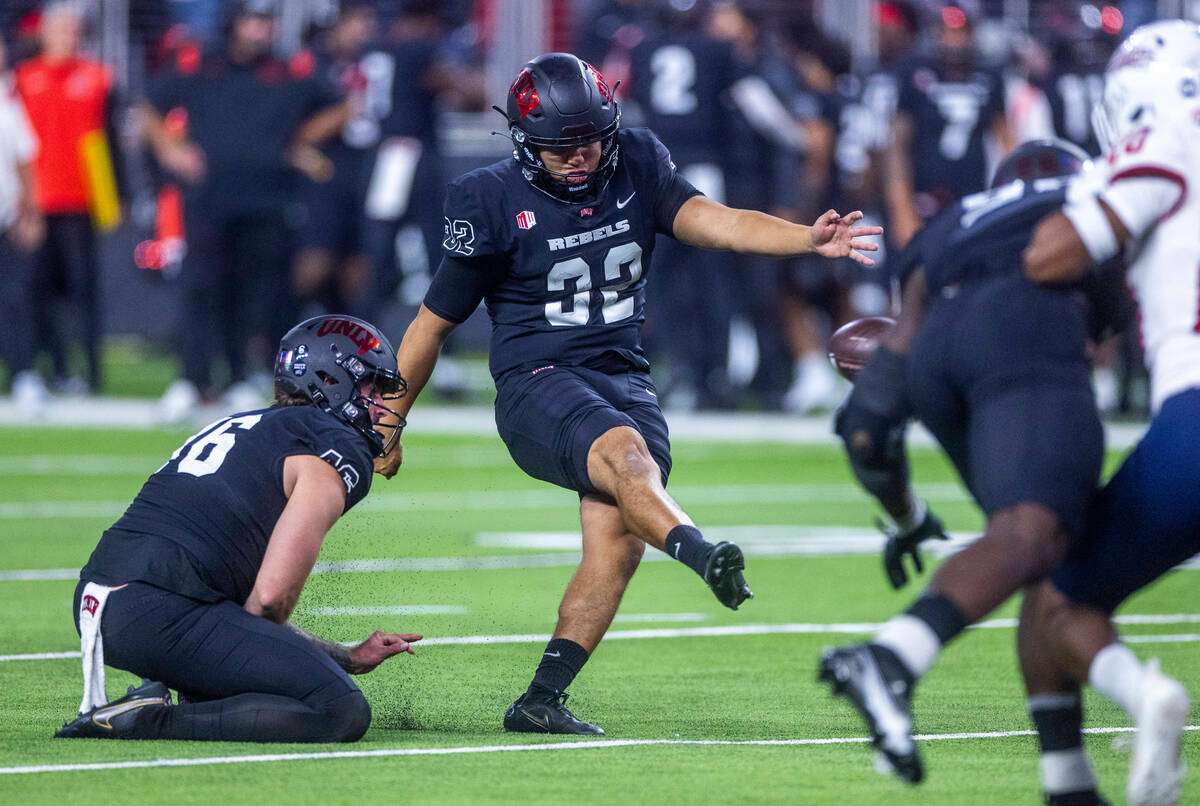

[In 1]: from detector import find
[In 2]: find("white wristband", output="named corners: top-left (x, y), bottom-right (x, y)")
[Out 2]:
top-left (1063, 196), bottom-right (1121, 264)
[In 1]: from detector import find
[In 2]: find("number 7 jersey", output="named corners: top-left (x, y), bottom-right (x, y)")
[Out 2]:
top-left (427, 127), bottom-right (702, 380)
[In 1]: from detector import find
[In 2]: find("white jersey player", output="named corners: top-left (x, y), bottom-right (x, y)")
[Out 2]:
top-left (1021, 19), bottom-right (1200, 806)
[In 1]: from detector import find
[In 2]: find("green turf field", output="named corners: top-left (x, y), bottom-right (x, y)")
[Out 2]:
top-left (0, 424), bottom-right (1194, 804)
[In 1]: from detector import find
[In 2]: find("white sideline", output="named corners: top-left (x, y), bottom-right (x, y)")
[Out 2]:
top-left (7, 613), bottom-right (1200, 662)
top-left (2, 726), bottom-right (1197, 776)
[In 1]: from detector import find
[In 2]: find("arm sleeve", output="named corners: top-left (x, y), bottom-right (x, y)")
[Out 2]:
top-left (423, 254), bottom-right (505, 323)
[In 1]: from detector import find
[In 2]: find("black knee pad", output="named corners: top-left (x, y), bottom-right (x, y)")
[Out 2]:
top-left (325, 690), bottom-right (371, 742)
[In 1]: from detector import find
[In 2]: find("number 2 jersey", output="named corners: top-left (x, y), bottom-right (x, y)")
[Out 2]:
top-left (424, 127), bottom-right (701, 381)
top-left (80, 406), bottom-right (374, 604)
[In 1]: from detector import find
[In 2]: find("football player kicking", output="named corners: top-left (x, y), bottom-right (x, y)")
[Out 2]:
top-left (55, 315), bottom-right (422, 742)
top-left (820, 136), bottom-right (1132, 798)
top-left (1017, 21), bottom-right (1200, 806)
top-left (375, 53), bottom-right (881, 735)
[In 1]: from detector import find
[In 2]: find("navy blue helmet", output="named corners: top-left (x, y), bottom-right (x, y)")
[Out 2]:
top-left (990, 138), bottom-right (1090, 188)
top-left (501, 52), bottom-right (621, 205)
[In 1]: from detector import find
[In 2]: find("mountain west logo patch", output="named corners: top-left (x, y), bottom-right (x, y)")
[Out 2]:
top-left (516, 210), bottom-right (537, 230)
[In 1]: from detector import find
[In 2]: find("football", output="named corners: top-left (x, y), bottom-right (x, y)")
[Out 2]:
top-left (827, 316), bottom-right (896, 381)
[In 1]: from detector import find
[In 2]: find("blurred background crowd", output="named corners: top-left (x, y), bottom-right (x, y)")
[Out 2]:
top-left (0, 0), bottom-right (1188, 422)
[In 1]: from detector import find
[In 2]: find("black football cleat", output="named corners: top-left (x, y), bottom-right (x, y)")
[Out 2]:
top-left (54, 680), bottom-right (171, 739)
top-left (704, 541), bottom-right (753, 610)
top-left (818, 645), bottom-right (924, 784)
top-left (503, 689), bottom-right (605, 735)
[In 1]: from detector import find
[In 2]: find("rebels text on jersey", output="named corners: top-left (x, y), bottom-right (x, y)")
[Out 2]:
top-left (80, 406), bottom-right (374, 604)
top-left (426, 127), bottom-right (701, 380)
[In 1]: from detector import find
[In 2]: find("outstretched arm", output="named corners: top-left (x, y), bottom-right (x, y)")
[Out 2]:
top-left (670, 195), bottom-right (883, 265)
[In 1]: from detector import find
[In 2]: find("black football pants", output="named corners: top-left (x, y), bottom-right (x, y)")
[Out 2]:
top-left (31, 213), bottom-right (100, 388)
top-left (178, 211), bottom-right (292, 390)
top-left (74, 580), bottom-right (370, 742)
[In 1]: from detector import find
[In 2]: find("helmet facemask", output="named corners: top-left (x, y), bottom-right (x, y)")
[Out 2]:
top-left (509, 111), bottom-right (621, 205)
top-left (324, 347), bottom-right (408, 458)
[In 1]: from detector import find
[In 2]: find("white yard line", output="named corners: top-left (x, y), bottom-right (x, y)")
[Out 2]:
top-left (8, 614), bottom-right (1200, 662)
top-left (1, 726), bottom-right (1195, 776)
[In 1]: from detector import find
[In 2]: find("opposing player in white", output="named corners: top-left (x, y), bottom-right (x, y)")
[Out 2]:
top-left (1023, 20), bottom-right (1200, 806)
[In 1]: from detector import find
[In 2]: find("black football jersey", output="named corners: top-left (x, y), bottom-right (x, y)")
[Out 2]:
top-left (629, 33), bottom-right (743, 165)
top-left (80, 406), bottom-right (374, 604)
top-left (425, 127), bottom-right (701, 380)
top-left (897, 60), bottom-right (1005, 214)
top-left (896, 177), bottom-right (1129, 338)
top-left (376, 37), bottom-right (441, 145)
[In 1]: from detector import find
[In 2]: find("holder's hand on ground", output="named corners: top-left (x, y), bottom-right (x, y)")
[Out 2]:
top-left (811, 209), bottom-right (883, 266)
top-left (880, 505), bottom-right (949, 589)
top-left (348, 631), bottom-right (423, 674)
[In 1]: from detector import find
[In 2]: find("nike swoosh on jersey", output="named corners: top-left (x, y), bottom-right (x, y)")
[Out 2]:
top-left (616, 192), bottom-right (636, 209)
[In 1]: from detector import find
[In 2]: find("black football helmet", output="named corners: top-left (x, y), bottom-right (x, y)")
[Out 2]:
top-left (500, 52), bottom-right (620, 205)
top-left (990, 138), bottom-right (1091, 188)
top-left (274, 315), bottom-right (407, 457)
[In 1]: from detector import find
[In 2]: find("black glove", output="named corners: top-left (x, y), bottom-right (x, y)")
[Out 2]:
top-left (879, 503), bottom-right (949, 589)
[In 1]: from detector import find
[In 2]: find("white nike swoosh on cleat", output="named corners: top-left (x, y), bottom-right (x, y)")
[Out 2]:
top-left (616, 192), bottom-right (636, 209)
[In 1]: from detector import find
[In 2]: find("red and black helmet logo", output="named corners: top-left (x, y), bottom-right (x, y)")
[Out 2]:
top-left (510, 69), bottom-right (540, 119)
top-left (585, 63), bottom-right (612, 103)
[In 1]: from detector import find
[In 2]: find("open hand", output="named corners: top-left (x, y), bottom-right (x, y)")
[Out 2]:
top-left (347, 630), bottom-right (423, 674)
top-left (811, 209), bottom-right (883, 266)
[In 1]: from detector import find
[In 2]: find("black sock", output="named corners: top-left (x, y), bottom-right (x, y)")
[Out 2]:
top-left (664, 524), bottom-right (713, 577)
top-left (905, 593), bottom-right (968, 645)
top-left (529, 638), bottom-right (590, 697)
top-left (1030, 693), bottom-right (1099, 804)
